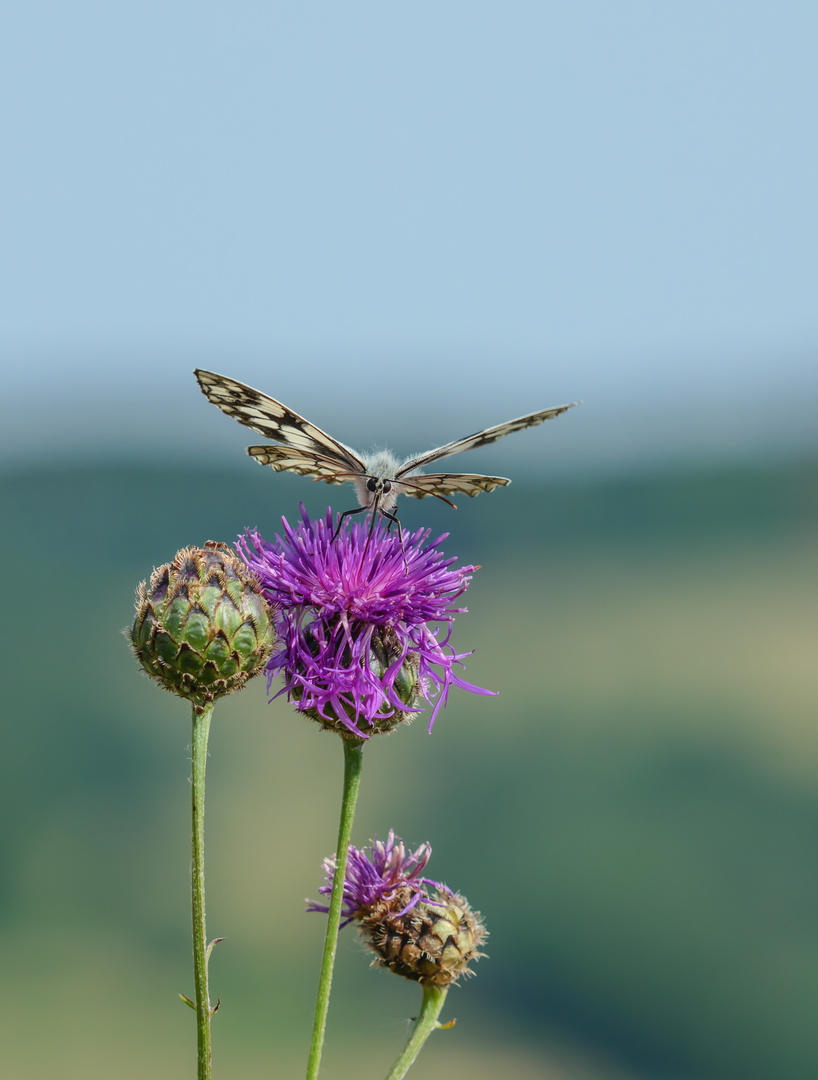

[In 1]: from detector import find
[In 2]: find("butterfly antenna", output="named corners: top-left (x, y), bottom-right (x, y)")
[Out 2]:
top-left (393, 477), bottom-right (458, 509)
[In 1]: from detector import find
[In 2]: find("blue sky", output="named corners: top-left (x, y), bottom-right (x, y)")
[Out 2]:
top-left (2, 2), bottom-right (816, 475)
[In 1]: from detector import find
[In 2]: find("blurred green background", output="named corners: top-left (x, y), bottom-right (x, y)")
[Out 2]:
top-left (2, 458), bottom-right (816, 1079)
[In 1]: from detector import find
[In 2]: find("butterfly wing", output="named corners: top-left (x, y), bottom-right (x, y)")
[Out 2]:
top-left (194, 369), bottom-right (366, 473)
top-left (399, 473), bottom-right (511, 499)
top-left (246, 445), bottom-right (361, 484)
top-left (396, 401), bottom-right (579, 475)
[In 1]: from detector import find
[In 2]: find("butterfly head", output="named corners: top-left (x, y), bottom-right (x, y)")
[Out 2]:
top-left (355, 450), bottom-right (403, 512)
top-left (356, 474), bottom-right (398, 512)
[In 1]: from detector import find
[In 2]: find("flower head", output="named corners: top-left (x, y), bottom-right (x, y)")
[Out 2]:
top-left (306, 830), bottom-right (439, 925)
top-left (307, 831), bottom-right (488, 986)
top-left (128, 541), bottom-right (275, 706)
top-left (237, 507), bottom-right (494, 738)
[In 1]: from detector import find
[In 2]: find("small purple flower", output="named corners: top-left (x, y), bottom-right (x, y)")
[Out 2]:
top-left (306, 830), bottom-right (443, 926)
top-left (237, 506), bottom-right (494, 738)
top-left (307, 830), bottom-right (488, 985)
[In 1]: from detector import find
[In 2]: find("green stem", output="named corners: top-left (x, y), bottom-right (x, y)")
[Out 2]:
top-left (305, 737), bottom-right (365, 1080)
top-left (384, 984), bottom-right (450, 1080)
top-left (191, 701), bottom-right (215, 1080)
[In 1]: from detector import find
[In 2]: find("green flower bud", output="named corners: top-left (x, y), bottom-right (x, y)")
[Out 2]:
top-left (129, 542), bottom-right (275, 706)
top-left (362, 888), bottom-right (488, 987)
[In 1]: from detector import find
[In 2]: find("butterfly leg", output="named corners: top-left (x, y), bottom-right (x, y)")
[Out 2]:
top-left (331, 505), bottom-right (367, 542)
top-left (379, 507), bottom-right (402, 542)
top-left (378, 507), bottom-right (407, 570)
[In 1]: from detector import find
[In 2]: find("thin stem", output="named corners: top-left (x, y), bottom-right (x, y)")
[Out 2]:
top-left (191, 701), bottom-right (215, 1080)
top-left (305, 737), bottom-right (365, 1080)
top-left (384, 984), bottom-right (450, 1080)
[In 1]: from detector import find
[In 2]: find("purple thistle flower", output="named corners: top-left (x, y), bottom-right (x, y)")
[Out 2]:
top-left (237, 506), bottom-right (494, 738)
top-left (306, 830), bottom-right (444, 926)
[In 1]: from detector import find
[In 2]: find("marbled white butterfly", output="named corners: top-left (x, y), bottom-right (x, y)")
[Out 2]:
top-left (194, 369), bottom-right (579, 531)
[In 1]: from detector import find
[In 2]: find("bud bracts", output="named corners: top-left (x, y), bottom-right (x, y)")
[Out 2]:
top-left (364, 888), bottom-right (487, 987)
top-left (129, 542), bottom-right (275, 705)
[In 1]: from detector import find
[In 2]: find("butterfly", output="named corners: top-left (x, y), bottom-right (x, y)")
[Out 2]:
top-left (194, 369), bottom-right (579, 532)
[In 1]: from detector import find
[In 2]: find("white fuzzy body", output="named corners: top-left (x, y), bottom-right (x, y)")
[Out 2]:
top-left (354, 450), bottom-right (414, 511)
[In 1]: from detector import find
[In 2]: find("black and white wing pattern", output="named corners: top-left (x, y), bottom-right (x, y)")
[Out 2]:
top-left (244, 446), bottom-right (360, 484)
top-left (392, 404), bottom-right (578, 500)
top-left (195, 368), bottom-right (579, 513)
top-left (396, 404), bottom-right (577, 477)
top-left (398, 473), bottom-right (511, 500)
top-left (194, 369), bottom-right (365, 482)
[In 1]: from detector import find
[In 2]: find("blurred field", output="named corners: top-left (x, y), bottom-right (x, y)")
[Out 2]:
top-left (1, 458), bottom-right (816, 1079)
